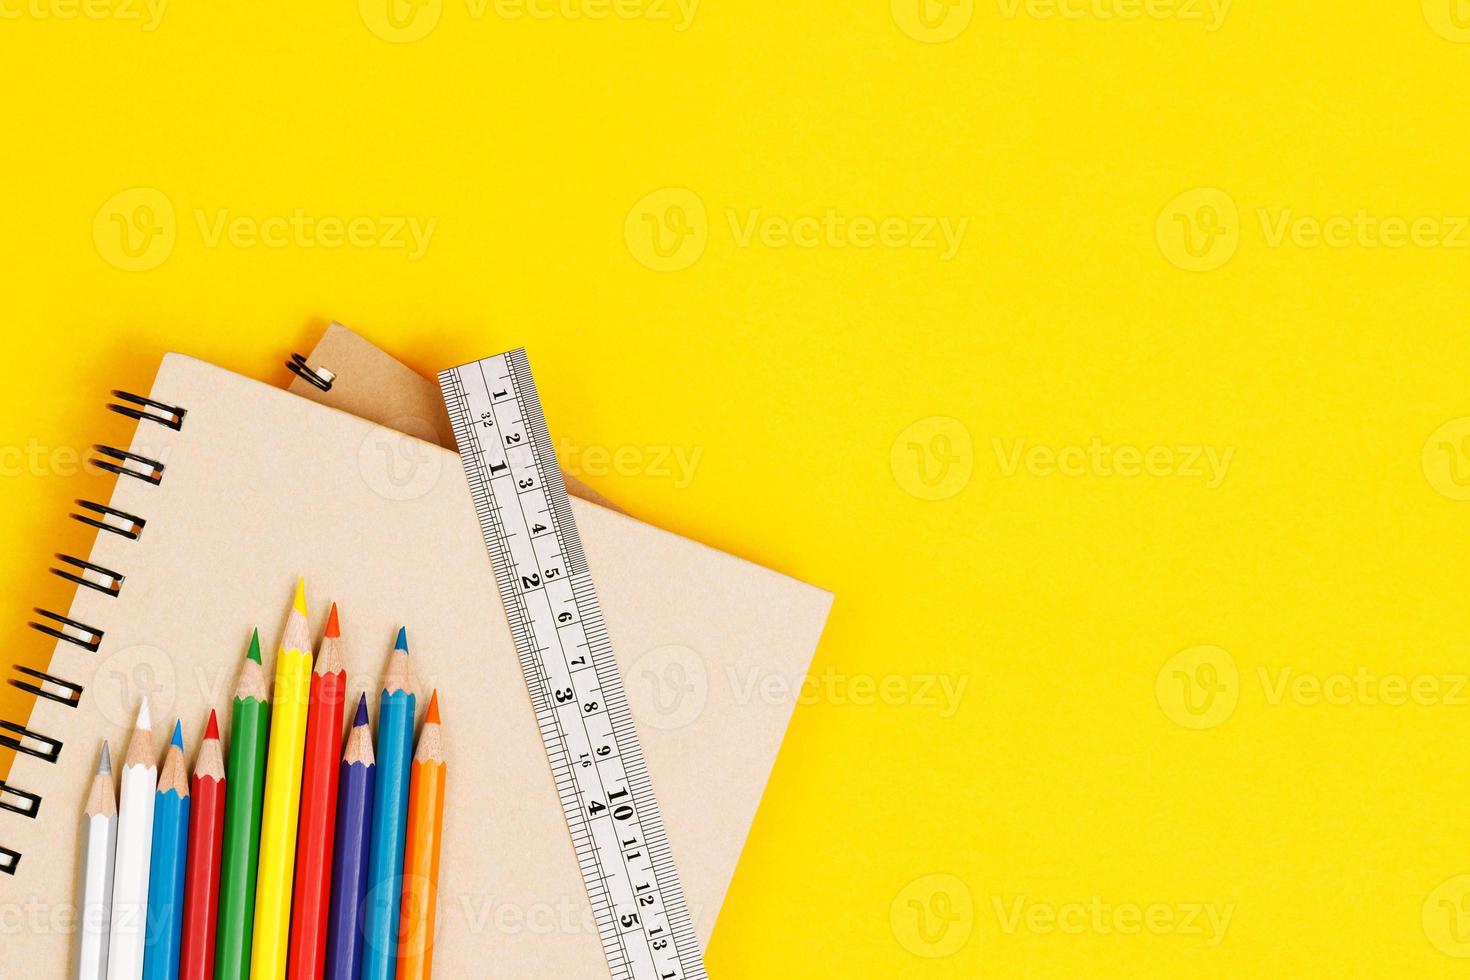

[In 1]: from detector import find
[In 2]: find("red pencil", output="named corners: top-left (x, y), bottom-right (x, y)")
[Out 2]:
top-left (287, 603), bottom-right (348, 980)
top-left (179, 710), bottom-right (226, 980)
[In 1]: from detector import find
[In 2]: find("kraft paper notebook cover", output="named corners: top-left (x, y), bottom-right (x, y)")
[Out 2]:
top-left (287, 323), bottom-right (622, 513)
top-left (0, 353), bottom-right (832, 976)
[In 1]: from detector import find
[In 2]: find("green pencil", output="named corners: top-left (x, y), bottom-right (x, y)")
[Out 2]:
top-left (214, 630), bottom-right (271, 980)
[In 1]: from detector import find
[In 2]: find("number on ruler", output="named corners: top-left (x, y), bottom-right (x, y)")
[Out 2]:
top-left (439, 352), bottom-right (706, 980)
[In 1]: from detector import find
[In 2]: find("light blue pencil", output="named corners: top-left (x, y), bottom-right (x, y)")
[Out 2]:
top-left (361, 628), bottom-right (416, 980)
top-left (142, 721), bottom-right (191, 980)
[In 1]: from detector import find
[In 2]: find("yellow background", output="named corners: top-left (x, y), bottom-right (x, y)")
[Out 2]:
top-left (3, 0), bottom-right (1470, 975)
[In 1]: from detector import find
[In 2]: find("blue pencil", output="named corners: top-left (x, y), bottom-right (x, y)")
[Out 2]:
top-left (143, 720), bottom-right (191, 980)
top-left (324, 694), bottom-right (378, 980)
top-left (361, 629), bottom-right (416, 980)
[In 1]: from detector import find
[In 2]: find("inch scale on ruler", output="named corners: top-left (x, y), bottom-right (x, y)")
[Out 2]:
top-left (439, 350), bottom-right (707, 980)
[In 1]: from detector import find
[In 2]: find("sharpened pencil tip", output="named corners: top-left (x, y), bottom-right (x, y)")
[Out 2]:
top-left (426, 690), bottom-right (440, 724)
top-left (293, 576), bottom-right (308, 617)
top-left (98, 741), bottom-right (111, 775)
top-left (205, 709), bottom-right (219, 740)
top-left (395, 626), bottom-right (408, 652)
top-left (247, 629), bottom-right (262, 663)
top-left (325, 602), bottom-right (340, 639)
top-left (354, 692), bottom-right (370, 726)
top-left (137, 697), bottom-right (152, 730)
top-left (170, 719), bottom-right (183, 749)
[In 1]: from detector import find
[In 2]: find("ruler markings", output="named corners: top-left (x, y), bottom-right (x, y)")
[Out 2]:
top-left (440, 351), bottom-right (705, 980)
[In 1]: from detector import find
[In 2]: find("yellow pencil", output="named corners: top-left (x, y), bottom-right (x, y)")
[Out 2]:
top-left (250, 578), bottom-right (314, 980)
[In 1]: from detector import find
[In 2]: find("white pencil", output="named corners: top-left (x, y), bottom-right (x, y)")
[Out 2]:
top-left (78, 741), bottom-right (118, 980)
top-left (106, 699), bottom-right (157, 980)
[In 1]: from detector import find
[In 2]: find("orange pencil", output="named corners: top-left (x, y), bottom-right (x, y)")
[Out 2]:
top-left (396, 691), bottom-right (446, 980)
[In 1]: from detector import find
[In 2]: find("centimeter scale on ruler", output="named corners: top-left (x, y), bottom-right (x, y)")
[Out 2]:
top-left (439, 351), bottom-right (707, 980)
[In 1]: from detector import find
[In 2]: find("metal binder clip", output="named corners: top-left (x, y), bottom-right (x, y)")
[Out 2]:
top-left (287, 353), bottom-right (335, 392)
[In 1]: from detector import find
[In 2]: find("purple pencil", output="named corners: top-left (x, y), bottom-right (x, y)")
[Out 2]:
top-left (324, 695), bottom-right (376, 980)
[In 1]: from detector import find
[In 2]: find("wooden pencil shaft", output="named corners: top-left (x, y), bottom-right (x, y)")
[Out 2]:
top-left (251, 644), bottom-right (314, 980)
top-left (360, 689), bottom-right (414, 980)
top-left (397, 756), bottom-right (447, 980)
top-left (179, 771), bottom-right (226, 980)
top-left (107, 759), bottom-right (158, 980)
top-left (287, 665), bottom-right (347, 980)
top-left (215, 694), bottom-right (269, 980)
top-left (142, 781), bottom-right (190, 980)
top-left (78, 809), bottom-right (118, 980)
top-left (324, 759), bottom-right (375, 980)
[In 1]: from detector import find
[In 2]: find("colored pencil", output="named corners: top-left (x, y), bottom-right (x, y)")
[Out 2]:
top-left (361, 628), bottom-right (416, 980)
top-left (287, 603), bottom-right (348, 980)
top-left (180, 711), bottom-right (226, 980)
top-left (143, 721), bottom-right (191, 980)
top-left (324, 695), bottom-right (376, 980)
top-left (216, 632), bottom-right (271, 980)
top-left (107, 698), bottom-right (157, 980)
top-left (397, 691), bottom-right (446, 980)
top-left (78, 741), bottom-right (117, 980)
top-left (252, 578), bottom-right (315, 980)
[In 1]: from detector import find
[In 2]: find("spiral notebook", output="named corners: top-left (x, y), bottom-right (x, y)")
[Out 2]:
top-left (0, 352), bottom-right (832, 976)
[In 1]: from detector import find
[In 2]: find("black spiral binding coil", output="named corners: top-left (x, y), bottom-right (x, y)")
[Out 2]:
top-left (9, 666), bottom-right (83, 707)
top-left (1, 391), bottom-right (185, 875)
top-left (91, 446), bottom-right (165, 485)
top-left (0, 721), bottom-right (61, 763)
top-left (50, 555), bottom-right (124, 597)
top-left (287, 352), bottom-right (335, 392)
top-left (71, 501), bottom-right (146, 539)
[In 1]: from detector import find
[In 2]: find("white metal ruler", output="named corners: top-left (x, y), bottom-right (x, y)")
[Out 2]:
top-left (439, 350), bottom-right (707, 980)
